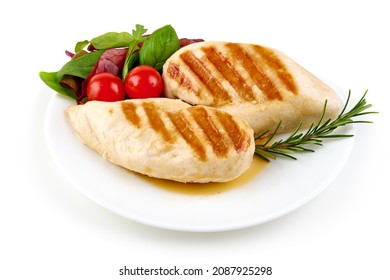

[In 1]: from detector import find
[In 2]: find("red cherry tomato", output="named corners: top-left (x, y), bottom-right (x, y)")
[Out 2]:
top-left (124, 65), bottom-right (163, 99)
top-left (86, 72), bottom-right (125, 102)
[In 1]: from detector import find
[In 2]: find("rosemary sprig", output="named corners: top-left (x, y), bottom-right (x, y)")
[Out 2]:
top-left (254, 90), bottom-right (377, 161)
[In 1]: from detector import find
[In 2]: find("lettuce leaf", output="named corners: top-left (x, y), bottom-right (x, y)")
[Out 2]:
top-left (39, 50), bottom-right (104, 100)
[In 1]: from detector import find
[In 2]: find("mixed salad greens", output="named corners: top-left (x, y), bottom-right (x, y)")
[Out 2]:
top-left (39, 24), bottom-right (202, 104)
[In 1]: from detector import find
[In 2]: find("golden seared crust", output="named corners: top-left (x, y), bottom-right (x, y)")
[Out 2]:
top-left (66, 98), bottom-right (255, 183)
top-left (163, 41), bottom-right (342, 135)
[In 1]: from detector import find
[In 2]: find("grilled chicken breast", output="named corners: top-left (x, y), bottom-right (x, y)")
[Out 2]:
top-left (163, 41), bottom-right (342, 135)
top-left (66, 98), bottom-right (255, 183)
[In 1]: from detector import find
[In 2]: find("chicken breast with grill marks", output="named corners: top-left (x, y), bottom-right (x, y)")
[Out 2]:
top-left (66, 98), bottom-right (255, 183)
top-left (163, 41), bottom-right (342, 135)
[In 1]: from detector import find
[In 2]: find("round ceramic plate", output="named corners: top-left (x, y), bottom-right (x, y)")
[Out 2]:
top-left (45, 93), bottom-right (354, 232)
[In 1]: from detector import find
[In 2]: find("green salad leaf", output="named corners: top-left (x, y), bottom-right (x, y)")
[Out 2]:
top-left (139, 24), bottom-right (179, 71)
top-left (39, 71), bottom-right (77, 99)
top-left (74, 40), bottom-right (89, 53)
top-left (56, 50), bottom-right (104, 79)
top-left (121, 24), bottom-right (148, 80)
top-left (39, 50), bottom-right (104, 99)
top-left (74, 32), bottom-right (133, 52)
top-left (90, 32), bottom-right (133, 50)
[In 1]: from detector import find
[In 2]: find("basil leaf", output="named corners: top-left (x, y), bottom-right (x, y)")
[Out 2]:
top-left (139, 25), bottom-right (179, 71)
top-left (56, 50), bottom-right (104, 80)
top-left (90, 31), bottom-right (133, 49)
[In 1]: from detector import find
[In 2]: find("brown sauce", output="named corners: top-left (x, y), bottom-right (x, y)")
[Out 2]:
top-left (133, 157), bottom-right (268, 195)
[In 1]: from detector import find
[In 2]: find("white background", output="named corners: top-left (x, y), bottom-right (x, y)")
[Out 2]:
top-left (1, 0), bottom-right (389, 279)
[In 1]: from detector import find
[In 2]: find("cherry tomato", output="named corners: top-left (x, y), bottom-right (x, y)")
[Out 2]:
top-left (86, 72), bottom-right (125, 102)
top-left (124, 65), bottom-right (163, 99)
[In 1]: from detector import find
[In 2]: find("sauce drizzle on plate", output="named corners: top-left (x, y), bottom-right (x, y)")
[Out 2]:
top-left (133, 157), bottom-right (268, 195)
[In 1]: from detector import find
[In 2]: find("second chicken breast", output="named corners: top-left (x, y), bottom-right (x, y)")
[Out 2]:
top-left (163, 41), bottom-right (342, 136)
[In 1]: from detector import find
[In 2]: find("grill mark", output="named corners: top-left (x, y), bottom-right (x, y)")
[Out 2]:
top-left (142, 102), bottom-right (175, 143)
top-left (168, 111), bottom-right (207, 161)
top-left (202, 46), bottom-right (255, 101)
top-left (122, 101), bottom-right (250, 161)
top-left (166, 62), bottom-right (200, 97)
top-left (190, 106), bottom-right (229, 157)
top-left (121, 102), bottom-right (141, 128)
top-left (252, 45), bottom-right (297, 94)
top-left (226, 43), bottom-right (282, 100)
top-left (215, 110), bottom-right (251, 152)
top-left (180, 51), bottom-right (232, 104)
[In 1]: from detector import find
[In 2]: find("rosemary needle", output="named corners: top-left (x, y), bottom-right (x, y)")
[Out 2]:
top-left (254, 90), bottom-right (377, 161)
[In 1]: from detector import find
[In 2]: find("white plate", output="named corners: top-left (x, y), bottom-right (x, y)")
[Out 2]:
top-left (45, 93), bottom-right (354, 232)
